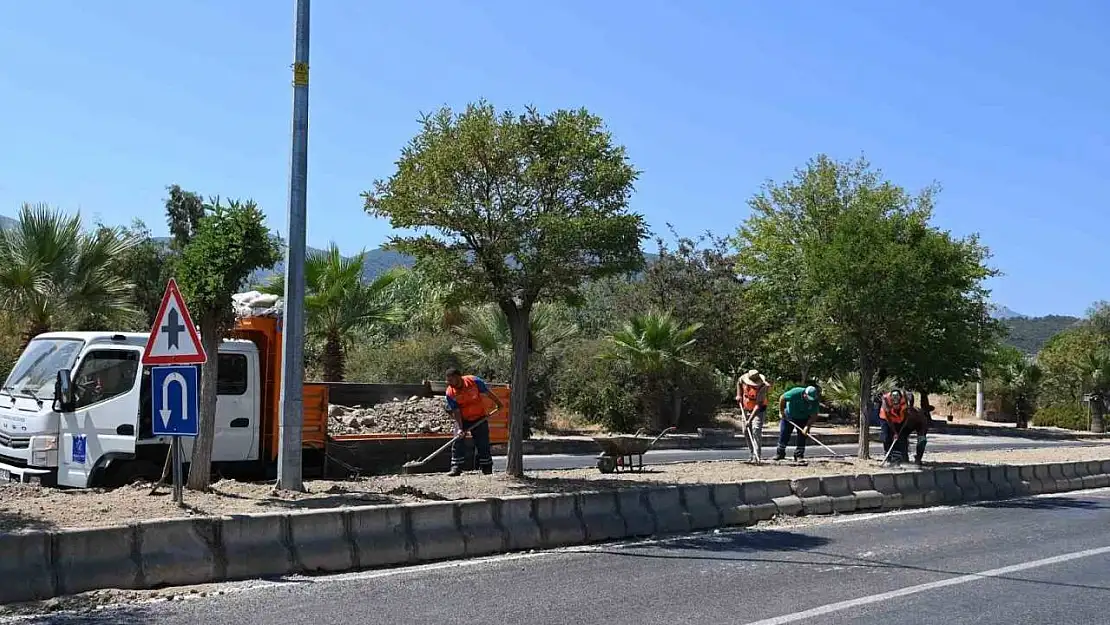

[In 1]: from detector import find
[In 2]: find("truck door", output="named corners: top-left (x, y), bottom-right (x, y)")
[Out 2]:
top-left (211, 352), bottom-right (258, 462)
top-left (57, 347), bottom-right (142, 488)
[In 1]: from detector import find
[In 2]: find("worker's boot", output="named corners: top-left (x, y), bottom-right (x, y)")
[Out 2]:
top-left (448, 466), bottom-right (463, 477)
top-left (480, 464), bottom-right (493, 475)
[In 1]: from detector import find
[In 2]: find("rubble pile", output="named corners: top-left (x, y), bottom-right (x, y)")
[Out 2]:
top-left (328, 396), bottom-right (455, 435)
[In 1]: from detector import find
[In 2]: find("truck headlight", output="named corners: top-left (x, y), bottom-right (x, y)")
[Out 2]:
top-left (30, 436), bottom-right (59, 467)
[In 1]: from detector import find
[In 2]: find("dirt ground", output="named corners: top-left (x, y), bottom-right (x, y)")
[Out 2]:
top-left (2, 444), bottom-right (1109, 533)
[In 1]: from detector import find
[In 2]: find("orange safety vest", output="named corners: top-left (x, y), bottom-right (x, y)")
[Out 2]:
top-left (446, 375), bottom-right (487, 420)
top-left (880, 393), bottom-right (907, 425)
top-left (741, 384), bottom-right (765, 412)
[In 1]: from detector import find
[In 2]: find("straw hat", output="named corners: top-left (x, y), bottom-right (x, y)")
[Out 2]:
top-left (740, 369), bottom-right (768, 387)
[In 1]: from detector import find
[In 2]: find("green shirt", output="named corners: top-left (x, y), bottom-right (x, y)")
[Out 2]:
top-left (781, 387), bottom-right (819, 421)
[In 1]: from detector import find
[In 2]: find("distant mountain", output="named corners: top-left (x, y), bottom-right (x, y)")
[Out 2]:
top-left (989, 304), bottom-right (1025, 319)
top-left (1002, 315), bottom-right (1082, 355)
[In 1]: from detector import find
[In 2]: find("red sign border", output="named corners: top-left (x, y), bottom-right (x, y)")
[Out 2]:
top-left (141, 278), bottom-right (208, 365)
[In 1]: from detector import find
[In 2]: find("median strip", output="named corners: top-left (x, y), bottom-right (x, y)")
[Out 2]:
top-left (3, 452), bottom-right (1110, 605)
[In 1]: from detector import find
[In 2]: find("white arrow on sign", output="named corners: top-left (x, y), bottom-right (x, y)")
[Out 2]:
top-left (158, 372), bottom-right (189, 429)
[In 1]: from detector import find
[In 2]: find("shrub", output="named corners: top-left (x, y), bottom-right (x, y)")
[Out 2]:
top-left (551, 339), bottom-right (643, 433)
top-left (345, 332), bottom-right (461, 383)
top-left (671, 364), bottom-right (729, 430)
top-left (1033, 404), bottom-right (1088, 431)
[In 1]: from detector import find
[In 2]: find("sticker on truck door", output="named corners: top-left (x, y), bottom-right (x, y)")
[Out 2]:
top-left (72, 435), bottom-right (87, 464)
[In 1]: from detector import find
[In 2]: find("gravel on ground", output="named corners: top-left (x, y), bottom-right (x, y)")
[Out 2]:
top-left (2, 444), bottom-right (1109, 533)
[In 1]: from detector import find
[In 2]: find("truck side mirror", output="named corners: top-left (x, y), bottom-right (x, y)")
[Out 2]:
top-left (55, 369), bottom-right (75, 412)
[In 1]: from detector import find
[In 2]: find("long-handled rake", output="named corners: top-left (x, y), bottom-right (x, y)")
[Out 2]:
top-left (738, 404), bottom-right (762, 464)
top-left (786, 419), bottom-right (852, 462)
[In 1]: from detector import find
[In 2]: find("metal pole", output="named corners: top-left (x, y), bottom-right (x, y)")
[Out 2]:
top-left (277, 0), bottom-right (310, 491)
top-left (975, 368), bottom-right (984, 421)
top-left (172, 437), bottom-right (183, 506)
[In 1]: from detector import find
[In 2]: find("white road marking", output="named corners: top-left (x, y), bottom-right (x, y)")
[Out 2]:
top-left (741, 544), bottom-right (1110, 625)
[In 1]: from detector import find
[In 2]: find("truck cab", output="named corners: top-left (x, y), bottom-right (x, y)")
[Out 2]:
top-left (0, 328), bottom-right (317, 488)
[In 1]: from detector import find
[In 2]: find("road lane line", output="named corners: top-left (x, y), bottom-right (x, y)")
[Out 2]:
top-left (741, 544), bottom-right (1110, 625)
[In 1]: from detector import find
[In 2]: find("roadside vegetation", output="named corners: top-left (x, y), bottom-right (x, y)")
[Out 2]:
top-left (2, 100), bottom-right (1104, 477)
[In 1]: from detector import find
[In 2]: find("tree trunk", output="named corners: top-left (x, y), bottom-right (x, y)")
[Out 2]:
top-left (503, 304), bottom-right (532, 478)
top-left (322, 334), bottom-right (345, 383)
top-left (1092, 396), bottom-right (1106, 434)
top-left (672, 390), bottom-right (682, 429)
top-left (857, 359), bottom-right (873, 459)
top-left (187, 317), bottom-right (221, 491)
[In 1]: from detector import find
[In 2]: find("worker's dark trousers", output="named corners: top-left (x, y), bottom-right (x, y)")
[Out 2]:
top-left (776, 416), bottom-right (807, 459)
top-left (451, 418), bottom-right (493, 471)
top-left (881, 420), bottom-right (911, 461)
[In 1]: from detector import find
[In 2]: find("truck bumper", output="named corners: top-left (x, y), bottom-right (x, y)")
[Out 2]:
top-left (0, 460), bottom-right (54, 484)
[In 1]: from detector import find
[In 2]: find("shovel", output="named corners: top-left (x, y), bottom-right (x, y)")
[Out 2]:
top-left (400, 415), bottom-right (491, 474)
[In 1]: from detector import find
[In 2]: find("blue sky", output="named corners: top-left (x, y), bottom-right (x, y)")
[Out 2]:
top-left (1, 1), bottom-right (1106, 317)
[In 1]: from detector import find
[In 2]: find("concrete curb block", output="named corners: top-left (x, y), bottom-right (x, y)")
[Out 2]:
top-left (7, 459), bottom-right (1110, 605)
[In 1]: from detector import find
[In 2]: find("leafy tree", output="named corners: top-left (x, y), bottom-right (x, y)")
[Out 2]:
top-left (0, 203), bottom-right (140, 343)
top-left (98, 219), bottom-right (173, 329)
top-left (734, 155), bottom-right (998, 458)
top-left (363, 101), bottom-right (647, 476)
top-left (261, 244), bottom-right (402, 382)
top-left (624, 228), bottom-right (748, 376)
top-left (1038, 305), bottom-right (1110, 433)
top-left (1037, 328), bottom-right (1098, 407)
top-left (601, 310), bottom-right (703, 430)
top-left (169, 189), bottom-right (281, 490)
top-left (996, 358), bottom-right (1043, 428)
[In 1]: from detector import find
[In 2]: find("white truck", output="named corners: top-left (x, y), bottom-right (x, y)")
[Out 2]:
top-left (0, 314), bottom-right (329, 488)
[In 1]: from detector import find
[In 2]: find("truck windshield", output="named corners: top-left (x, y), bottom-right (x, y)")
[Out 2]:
top-left (2, 338), bottom-right (84, 399)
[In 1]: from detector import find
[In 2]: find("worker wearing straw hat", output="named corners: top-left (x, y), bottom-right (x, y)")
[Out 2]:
top-left (736, 370), bottom-right (770, 461)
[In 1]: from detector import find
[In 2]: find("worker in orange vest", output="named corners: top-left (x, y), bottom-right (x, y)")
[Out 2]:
top-left (880, 389), bottom-right (911, 463)
top-left (737, 370), bottom-right (770, 461)
top-left (445, 368), bottom-right (504, 476)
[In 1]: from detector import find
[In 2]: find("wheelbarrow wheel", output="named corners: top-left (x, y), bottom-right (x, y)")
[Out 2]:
top-left (597, 456), bottom-right (618, 474)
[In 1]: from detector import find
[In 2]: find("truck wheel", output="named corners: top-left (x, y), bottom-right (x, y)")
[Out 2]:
top-left (101, 460), bottom-right (159, 488)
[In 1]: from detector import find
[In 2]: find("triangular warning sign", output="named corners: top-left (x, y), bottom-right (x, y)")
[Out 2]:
top-left (142, 278), bottom-right (208, 365)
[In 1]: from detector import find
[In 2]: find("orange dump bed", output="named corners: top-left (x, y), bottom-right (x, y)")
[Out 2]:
top-left (330, 385), bottom-right (511, 444)
top-left (232, 315), bottom-right (510, 456)
top-left (230, 316), bottom-right (328, 461)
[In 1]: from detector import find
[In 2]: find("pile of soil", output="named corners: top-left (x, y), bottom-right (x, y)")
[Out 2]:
top-left (327, 396), bottom-right (455, 435)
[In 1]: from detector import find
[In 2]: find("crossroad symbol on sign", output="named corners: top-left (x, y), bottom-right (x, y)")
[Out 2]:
top-left (151, 365), bottom-right (199, 437)
top-left (143, 278), bottom-right (207, 365)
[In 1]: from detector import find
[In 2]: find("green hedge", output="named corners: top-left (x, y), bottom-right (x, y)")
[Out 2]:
top-left (1033, 404), bottom-right (1087, 431)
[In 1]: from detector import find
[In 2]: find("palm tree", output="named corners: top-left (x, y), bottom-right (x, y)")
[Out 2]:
top-left (450, 303), bottom-right (578, 379)
top-left (261, 243), bottom-right (402, 382)
top-left (823, 371), bottom-right (898, 424)
top-left (0, 203), bottom-right (140, 344)
top-left (997, 358), bottom-right (1044, 429)
top-left (602, 310), bottom-right (703, 430)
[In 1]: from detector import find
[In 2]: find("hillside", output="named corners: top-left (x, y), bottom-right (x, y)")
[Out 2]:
top-left (1001, 315), bottom-right (1082, 354)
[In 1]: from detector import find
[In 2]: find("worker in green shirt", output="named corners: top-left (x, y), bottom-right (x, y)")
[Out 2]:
top-left (776, 385), bottom-right (821, 461)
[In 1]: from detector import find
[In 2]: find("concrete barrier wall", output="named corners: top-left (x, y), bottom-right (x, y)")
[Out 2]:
top-left (5, 459), bottom-right (1110, 605)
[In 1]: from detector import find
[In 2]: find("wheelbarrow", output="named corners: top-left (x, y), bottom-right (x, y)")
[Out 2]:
top-left (592, 427), bottom-right (676, 473)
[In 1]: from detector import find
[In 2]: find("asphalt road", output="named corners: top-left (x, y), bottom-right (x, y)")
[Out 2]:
top-left (18, 487), bottom-right (1110, 624)
top-left (492, 433), bottom-right (1103, 471)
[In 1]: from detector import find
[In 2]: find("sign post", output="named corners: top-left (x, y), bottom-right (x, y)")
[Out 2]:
top-left (143, 278), bottom-right (208, 506)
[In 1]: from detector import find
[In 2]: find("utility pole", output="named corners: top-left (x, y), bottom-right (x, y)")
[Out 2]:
top-left (277, 0), bottom-right (310, 491)
top-left (975, 368), bottom-right (984, 421)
